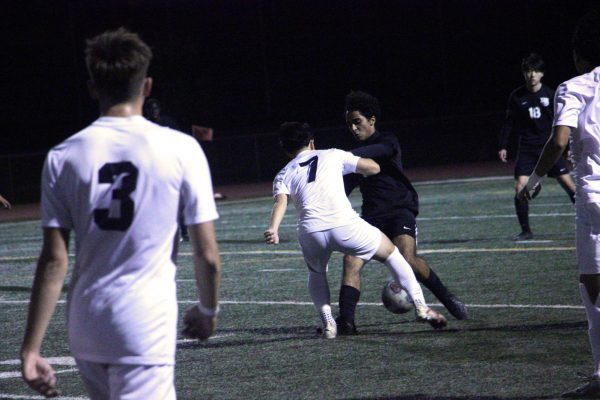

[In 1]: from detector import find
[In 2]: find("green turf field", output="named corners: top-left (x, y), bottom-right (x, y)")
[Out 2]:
top-left (0, 177), bottom-right (590, 399)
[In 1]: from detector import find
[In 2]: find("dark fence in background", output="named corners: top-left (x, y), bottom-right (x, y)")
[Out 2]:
top-left (1, 112), bottom-right (503, 204)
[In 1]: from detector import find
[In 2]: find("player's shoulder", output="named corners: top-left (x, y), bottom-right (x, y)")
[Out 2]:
top-left (558, 68), bottom-right (599, 95)
top-left (377, 131), bottom-right (400, 145)
top-left (510, 85), bottom-right (527, 99)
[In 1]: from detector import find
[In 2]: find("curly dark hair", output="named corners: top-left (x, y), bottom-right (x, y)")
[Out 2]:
top-left (572, 9), bottom-right (600, 67)
top-left (345, 90), bottom-right (381, 121)
top-left (278, 122), bottom-right (314, 154)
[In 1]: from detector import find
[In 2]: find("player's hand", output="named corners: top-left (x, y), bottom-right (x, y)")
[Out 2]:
top-left (498, 149), bottom-right (507, 163)
top-left (0, 195), bottom-right (11, 209)
top-left (264, 229), bottom-right (279, 244)
top-left (182, 305), bottom-right (216, 341)
top-left (517, 179), bottom-right (542, 201)
top-left (21, 352), bottom-right (59, 398)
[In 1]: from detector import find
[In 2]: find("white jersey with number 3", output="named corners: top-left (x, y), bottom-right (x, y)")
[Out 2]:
top-left (273, 148), bottom-right (361, 233)
top-left (41, 116), bottom-right (218, 365)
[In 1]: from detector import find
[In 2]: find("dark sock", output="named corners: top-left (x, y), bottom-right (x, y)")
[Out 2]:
top-left (417, 268), bottom-right (451, 301)
top-left (338, 285), bottom-right (360, 322)
top-left (568, 190), bottom-right (575, 204)
top-left (514, 196), bottom-right (530, 232)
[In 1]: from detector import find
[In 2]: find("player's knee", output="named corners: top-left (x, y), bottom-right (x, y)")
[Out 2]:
top-left (343, 254), bottom-right (363, 275)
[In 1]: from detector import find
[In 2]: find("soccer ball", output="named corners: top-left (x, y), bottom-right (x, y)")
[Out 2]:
top-left (381, 279), bottom-right (413, 314)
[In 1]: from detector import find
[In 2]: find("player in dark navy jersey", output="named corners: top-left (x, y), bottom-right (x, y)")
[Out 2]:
top-left (499, 53), bottom-right (575, 241)
top-left (336, 91), bottom-right (467, 334)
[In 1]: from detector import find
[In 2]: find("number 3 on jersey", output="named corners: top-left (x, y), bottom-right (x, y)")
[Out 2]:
top-left (299, 156), bottom-right (318, 183)
top-left (93, 162), bottom-right (139, 231)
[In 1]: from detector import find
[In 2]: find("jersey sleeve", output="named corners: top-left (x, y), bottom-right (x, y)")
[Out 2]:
top-left (41, 150), bottom-right (73, 229)
top-left (180, 138), bottom-right (219, 225)
top-left (553, 82), bottom-right (583, 129)
top-left (337, 149), bottom-right (360, 175)
top-left (272, 168), bottom-right (290, 197)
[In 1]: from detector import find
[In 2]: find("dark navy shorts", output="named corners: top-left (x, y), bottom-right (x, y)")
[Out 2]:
top-left (515, 150), bottom-right (570, 179)
top-left (364, 208), bottom-right (417, 240)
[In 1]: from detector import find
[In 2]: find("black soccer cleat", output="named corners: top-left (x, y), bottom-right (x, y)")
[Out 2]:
top-left (514, 230), bottom-right (533, 241)
top-left (439, 293), bottom-right (468, 320)
top-left (335, 316), bottom-right (358, 335)
top-left (561, 375), bottom-right (600, 398)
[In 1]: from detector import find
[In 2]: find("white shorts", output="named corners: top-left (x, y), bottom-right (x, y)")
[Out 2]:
top-left (75, 359), bottom-right (176, 400)
top-left (298, 219), bottom-right (382, 273)
top-left (576, 202), bottom-right (600, 275)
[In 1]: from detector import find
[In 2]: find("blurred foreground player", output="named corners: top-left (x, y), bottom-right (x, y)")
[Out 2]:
top-left (499, 53), bottom-right (575, 241)
top-left (337, 91), bottom-right (467, 334)
top-left (518, 11), bottom-right (600, 398)
top-left (264, 122), bottom-right (446, 338)
top-left (20, 28), bottom-right (221, 399)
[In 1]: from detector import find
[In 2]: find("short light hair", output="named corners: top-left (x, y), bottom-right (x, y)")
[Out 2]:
top-left (85, 27), bottom-right (152, 104)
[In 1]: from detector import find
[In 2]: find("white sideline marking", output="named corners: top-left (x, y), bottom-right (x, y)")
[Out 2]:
top-left (0, 357), bottom-right (75, 366)
top-left (418, 246), bottom-right (574, 254)
top-left (258, 268), bottom-right (295, 272)
top-left (419, 212), bottom-right (574, 221)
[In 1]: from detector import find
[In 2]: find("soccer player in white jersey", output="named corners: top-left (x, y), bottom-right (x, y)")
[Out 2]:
top-left (264, 122), bottom-right (446, 339)
top-left (518, 10), bottom-right (600, 398)
top-left (20, 28), bottom-right (221, 399)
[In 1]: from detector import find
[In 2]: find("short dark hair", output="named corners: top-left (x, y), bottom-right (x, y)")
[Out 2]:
top-left (278, 122), bottom-right (314, 154)
top-left (85, 27), bottom-right (153, 104)
top-left (345, 90), bottom-right (381, 121)
top-left (521, 53), bottom-right (546, 73)
top-left (572, 9), bottom-right (600, 67)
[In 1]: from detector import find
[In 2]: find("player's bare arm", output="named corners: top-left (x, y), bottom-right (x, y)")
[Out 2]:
top-left (0, 194), bottom-right (11, 209)
top-left (498, 149), bottom-right (508, 163)
top-left (183, 221), bottom-right (221, 341)
top-left (518, 125), bottom-right (571, 200)
top-left (265, 193), bottom-right (288, 244)
top-left (21, 228), bottom-right (70, 398)
top-left (355, 158), bottom-right (380, 176)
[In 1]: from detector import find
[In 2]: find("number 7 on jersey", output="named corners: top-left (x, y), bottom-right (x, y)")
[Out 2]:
top-left (299, 156), bottom-right (318, 183)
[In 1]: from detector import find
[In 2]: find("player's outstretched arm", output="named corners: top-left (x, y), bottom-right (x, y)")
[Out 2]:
top-left (518, 125), bottom-right (571, 200)
top-left (183, 221), bottom-right (221, 341)
top-left (356, 158), bottom-right (380, 177)
top-left (21, 227), bottom-right (70, 398)
top-left (0, 194), bottom-right (11, 209)
top-left (264, 194), bottom-right (288, 245)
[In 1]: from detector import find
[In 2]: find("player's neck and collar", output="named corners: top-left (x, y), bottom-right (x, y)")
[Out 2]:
top-left (92, 77), bottom-right (152, 119)
top-left (363, 130), bottom-right (380, 144)
top-left (290, 140), bottom-right (316, 159)
top-left (525, 81), bottom-right (543, 93)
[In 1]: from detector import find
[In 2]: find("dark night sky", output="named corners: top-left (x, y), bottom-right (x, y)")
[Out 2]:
top-left (3, 0), bottom-right (598, 155)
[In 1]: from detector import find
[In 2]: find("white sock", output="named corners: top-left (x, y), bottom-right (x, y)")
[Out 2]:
top-left (579, 283), bottom-right (600, 377)
top-left (308, 270), bottom-right (331, 315)
top-left (384, 248), bottom-right (426, 307)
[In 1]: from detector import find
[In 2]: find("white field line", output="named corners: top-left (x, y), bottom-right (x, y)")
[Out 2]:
top-left (0, 298), bottom-right (583, 310)
top-left (0, 245), bottom-right (576, 263)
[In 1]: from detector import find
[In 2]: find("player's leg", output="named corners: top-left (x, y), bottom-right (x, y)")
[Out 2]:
top-left (393, 233), bottom-right (468, 320)
top-left (563, 203), bottom-right (600, 397)
top-left (371, 232), bottom-right (446, 329)
top-left (336, 254), bottom-right (365, 334)
top-left (298, 231), bottom-right (336, 338)
top-left (514, 175), bottom-right (533, 240)
top-left (75, 359), bottom-right (110, 400)
top-left (549, 158), bottom-right (575, 204)
top-left (109, 364), bottom-right (176, 400)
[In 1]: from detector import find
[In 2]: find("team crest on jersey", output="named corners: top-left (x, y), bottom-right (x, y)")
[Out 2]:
top-left (540, 97), bottom-right (549, 107)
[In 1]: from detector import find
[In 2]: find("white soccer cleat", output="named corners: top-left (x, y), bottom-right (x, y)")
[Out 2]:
top-left (322, 321), bottom-right (337, 339)
top-left (415, 305), bottom-right (447, 330)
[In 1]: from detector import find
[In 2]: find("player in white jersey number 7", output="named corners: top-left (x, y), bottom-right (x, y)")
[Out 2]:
top-left (264, 122), bottom-right (446, 339)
